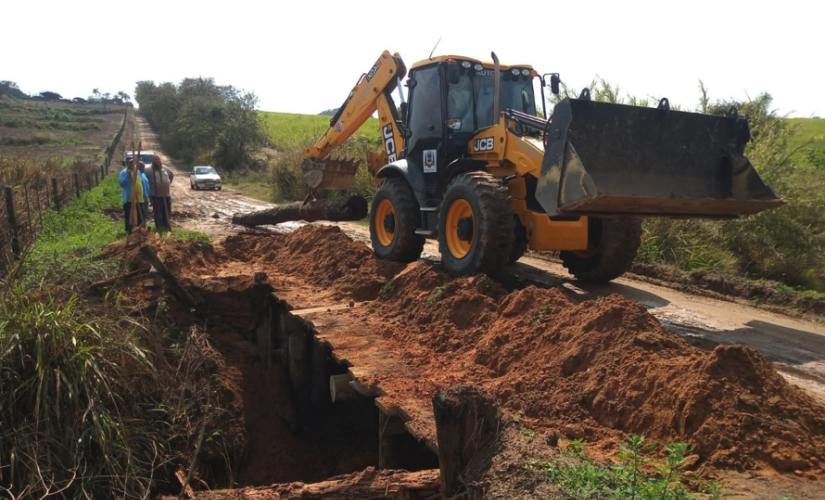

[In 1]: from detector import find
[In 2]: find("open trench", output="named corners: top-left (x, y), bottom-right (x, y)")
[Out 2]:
top-left (155, 277), bottom-right (439, 491)
top-left (120, 224), bottom-right (825, 500)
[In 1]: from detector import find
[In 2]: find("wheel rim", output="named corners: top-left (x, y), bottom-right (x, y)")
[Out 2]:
top-left (446, 199), bottom-right (474, 258)
top-left (374, 199), bottom-right (395, 247)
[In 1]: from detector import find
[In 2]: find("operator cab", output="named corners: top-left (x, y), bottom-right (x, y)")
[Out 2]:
top-left (404, 56), bottom-right (543, 183)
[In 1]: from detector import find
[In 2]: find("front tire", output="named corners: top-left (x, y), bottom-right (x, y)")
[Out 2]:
top-left (369, 177), bottom-right (425, 263)
top-left (560, 216), bottom-right (642, 283)
top-left (438, 172), bottom-right (514, 277)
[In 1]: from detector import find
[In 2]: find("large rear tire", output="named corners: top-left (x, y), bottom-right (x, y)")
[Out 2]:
top-left (560, 216), bottom-right (642, 283)
top-left (369, 178), bottom-right (425, 263)
top-left (438, 172), bottom-right (514, 277)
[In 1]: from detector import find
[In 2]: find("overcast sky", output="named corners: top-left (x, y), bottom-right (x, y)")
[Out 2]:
top-left (4, 0), bottom-right (822, 118)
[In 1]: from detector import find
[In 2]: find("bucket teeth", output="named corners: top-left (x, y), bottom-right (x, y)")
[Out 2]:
top-left (302, 158), bottom-right (360, 190)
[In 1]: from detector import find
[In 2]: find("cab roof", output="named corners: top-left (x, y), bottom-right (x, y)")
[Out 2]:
top-left (410, 55), bottom-right (535, 72)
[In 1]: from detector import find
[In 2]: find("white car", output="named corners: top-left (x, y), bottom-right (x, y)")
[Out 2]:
top-left (123, 150), bottom-right (155, 166)
top-left (190, 166), bottom-right (222, 190)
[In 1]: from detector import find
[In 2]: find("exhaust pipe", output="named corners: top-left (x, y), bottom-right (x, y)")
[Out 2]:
top-left (492, 51), bottom-right (500, 125)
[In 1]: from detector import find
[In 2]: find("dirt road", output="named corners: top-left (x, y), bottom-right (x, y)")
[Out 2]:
top-left (136, 117), bottom-right (825, 404)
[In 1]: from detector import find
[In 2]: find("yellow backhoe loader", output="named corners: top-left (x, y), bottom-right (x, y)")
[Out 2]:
top-left (302, 50), bottom-right (783, 282)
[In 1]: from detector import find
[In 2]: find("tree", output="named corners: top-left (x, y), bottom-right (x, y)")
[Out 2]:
top-left (93, 88), bottom-right (100, 101)
top-left (134, 77), bottom-right (268, 170)
top-left (39, 91), bottom-right (62, 101)
top-left (102, 92), bottom-right (111, 111)
top-left (0, 80), bottom-right (26, 98)
top-left (116, 91), bottom-right (131, 106)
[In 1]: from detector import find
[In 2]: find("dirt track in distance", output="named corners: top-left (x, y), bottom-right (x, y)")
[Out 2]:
top-left (135, 116), bottom-right (825, 407)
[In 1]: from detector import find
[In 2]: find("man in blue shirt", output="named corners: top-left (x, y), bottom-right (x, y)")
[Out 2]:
top-left (118, 160), bottom-right (150, 234)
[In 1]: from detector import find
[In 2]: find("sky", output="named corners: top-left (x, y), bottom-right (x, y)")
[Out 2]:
top-left (3, 0), bottom-right (823, 118)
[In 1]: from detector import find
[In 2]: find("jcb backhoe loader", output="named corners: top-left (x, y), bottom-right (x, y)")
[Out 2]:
top-left (302, 50), bottom-right (783, 282)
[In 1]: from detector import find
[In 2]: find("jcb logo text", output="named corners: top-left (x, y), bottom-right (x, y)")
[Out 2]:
top-left (473, 137), bottom-right (494, 152)
top-left (383, 125), bottom-right (397, 162)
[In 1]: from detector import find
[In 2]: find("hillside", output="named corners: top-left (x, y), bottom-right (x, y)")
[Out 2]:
top-left (0, 99), bottom-right (127, 163)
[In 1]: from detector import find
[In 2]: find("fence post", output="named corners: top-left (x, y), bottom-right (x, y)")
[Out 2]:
top-left (100, 164), bottom-right (105, 179)
top-left (52, 177), bottom-right (60, 211)
top-left (94, 171), bottom-right (99, 186)
top-left (34, 179), bottom-right (43, 226)
top-left (74, 173), bottom-right (81, 198)
top-left (4, 187), bottom-right (20, 260)
top-left (87, 172), bottom-right (92, 190)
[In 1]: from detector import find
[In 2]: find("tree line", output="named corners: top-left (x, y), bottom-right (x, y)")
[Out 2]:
top-left (134, 78), bottom-right (268, 171)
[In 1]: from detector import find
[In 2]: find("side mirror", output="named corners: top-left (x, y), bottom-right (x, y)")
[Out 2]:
top-left (446, 62), bottom-right (460, 85)
top-left (400, 102), bottom-right (408, 122)
top-left (550, 73), bottom-right (561, 95)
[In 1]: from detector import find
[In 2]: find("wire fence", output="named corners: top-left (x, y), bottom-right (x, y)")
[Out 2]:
top-left (0, 108), bottom-right (133, 264)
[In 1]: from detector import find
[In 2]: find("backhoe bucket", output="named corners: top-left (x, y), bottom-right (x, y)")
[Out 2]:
top-left (536, 98), bottom-right (784, 218)
top-left (302, 158), bottom-right (360, 191)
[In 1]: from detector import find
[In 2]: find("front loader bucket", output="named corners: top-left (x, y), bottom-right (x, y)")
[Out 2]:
top-left (536, 98), bottom-right (784, 218)
top-left (302, 158), bottom-right (360, 191)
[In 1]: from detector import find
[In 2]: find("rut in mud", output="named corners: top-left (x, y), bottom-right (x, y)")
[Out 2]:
top-left (122, 224), bottom-right (825, 491)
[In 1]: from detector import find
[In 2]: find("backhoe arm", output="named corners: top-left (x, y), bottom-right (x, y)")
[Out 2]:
top-left (302, 50), bottom-right (407, 190)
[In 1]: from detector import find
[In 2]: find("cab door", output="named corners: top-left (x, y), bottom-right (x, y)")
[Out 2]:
top-left (404, 64), bottom-right (446, 197)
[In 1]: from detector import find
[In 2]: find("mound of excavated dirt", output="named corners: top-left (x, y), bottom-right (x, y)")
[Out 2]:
top-left (370, 262), bottom-right (825, 478)
top-left (222, 226), bottom-right (405, 301)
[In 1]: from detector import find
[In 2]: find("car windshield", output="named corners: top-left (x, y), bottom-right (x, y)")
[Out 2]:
top-left (194, 167), bottom-right (217, 175)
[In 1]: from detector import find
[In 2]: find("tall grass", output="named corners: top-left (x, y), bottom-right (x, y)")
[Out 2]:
top-left (1, 168), bottom-right (225, 499)
top-left (0, 156), bottom-right (97, 187)
top-left (0, 291), bottom-right (163, 499)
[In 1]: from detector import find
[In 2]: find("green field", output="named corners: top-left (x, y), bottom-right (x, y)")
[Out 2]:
top-left (261, 111), bottom-right (380, 149)
top-left (786, 118), bottom-right (825, 163)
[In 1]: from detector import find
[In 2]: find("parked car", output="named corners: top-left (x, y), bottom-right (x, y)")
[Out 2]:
top-left (123, 150), bottom-right (155, 166)
top-left (190, 166), bottom-right (222, 190)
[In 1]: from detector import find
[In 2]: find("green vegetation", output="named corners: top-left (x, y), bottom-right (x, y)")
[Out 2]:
top-left (135, 78), bottom-right (267, 170)
top-left (21, 175), bottom-right (123, 288)
top-left (222, 170), bottom-right (274, 203)
top-left (264, 111), bottom-right (380, 202)
top-left (260, 111), bottom-right (379, 150)
top-left (786, 118), bottom-right (825, 166)
top-left (528, 435), bottom-right (729, 499)
top-left (0, 165), bottom-right (220, 499)
top-left (427, 284), bottom-right (448, 307)
top-left (0, 97), bottom-right (124, 163)
top-left (21, 175), bottom-right (210, 289)
top-left (378, 280), bottom-right (393, 300)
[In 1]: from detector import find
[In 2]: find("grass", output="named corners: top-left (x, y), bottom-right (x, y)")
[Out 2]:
top-left (528, 435), bottom-right (730, 500)
top-left (223, 170), bottom-right (275, 203)
top-left (1, 164), bottom-right (222, 499)
top-left (20, 174), bottom-right (210, 289)
top-left (786, 118), bottom-right (825, 165)
top-left (21, 175), bottom-right (125, 288)
top-left (261, 111), bottom-right (380, 150)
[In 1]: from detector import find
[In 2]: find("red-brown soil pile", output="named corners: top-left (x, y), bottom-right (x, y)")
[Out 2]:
top-left (371, 262), bottom-right (825, 477)
top-left (222, 226), bottom-right (405, 301)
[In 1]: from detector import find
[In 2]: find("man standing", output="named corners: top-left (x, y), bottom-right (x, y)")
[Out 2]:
top-left (136, 160), bottom-right (150, 222)
top-left (147, 154), bottom-right (174, 231)
top-left (118, 159), bottom-right (150, 233)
